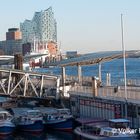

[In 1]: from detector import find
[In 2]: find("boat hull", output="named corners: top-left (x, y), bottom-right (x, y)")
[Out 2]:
top-left (0, 126), bottom-right (15, 135)
top-left (18, 120), bottom-right (44, 132)
top-left (46, 118), bottom-right (73, 132)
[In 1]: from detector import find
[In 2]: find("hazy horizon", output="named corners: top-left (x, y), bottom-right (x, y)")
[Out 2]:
top-left (0, 0), bottom-right (140, 53)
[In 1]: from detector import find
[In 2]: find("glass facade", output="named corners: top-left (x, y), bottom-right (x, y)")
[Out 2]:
top-left (20, 7), bottom-right (57, 44)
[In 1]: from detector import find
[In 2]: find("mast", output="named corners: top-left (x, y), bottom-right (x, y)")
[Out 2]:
top-left (121, 14), bottom-right (127, 118)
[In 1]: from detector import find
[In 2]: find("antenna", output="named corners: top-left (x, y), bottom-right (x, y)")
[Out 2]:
top-left (121, 14), bottom-right (127, 118)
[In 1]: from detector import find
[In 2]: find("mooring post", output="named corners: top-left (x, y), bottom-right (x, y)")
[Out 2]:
top-left (14, 54), bottom-right (23, 85)
top-left (14, 54), bottom-right (23, 70)
top-left (92, 77), bottom-right (98, 97)
top-left (98, 63), bottom-right (102, 82)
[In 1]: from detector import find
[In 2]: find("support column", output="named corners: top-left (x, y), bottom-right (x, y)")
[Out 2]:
top-left (92, 77), bottom-right (98, 97)
top-left (106, 73), bottom-right (111, 86)
top-left (62, 67), bottom-right (66, 86)
top-left (98, 63), bottom-right (102, 82)
top-left (78, 65), bottom-right (82, 85)
top-left (56, 77), bottom-right (60, 100)
top-left (62, 67), bottom-right (66, 96)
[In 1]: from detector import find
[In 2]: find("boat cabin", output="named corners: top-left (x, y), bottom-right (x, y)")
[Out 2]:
top-left (78, 118), bottom-right (132, 137)
top-left (57, 108), bottom-right (72, 119)
top-left (80, 121), bottom-right (109, 135)
top-left (0, 111), bottom-right (12, 121)
top-left (109, 118), bottom-right (130, 129)
top-left (100, 119), bottom-right (132, 137)
top-left (11, 108), bottom-right (42, 119)
top-left (57, 108), bottom-right (71, 115)
top-left (25, 110), bottom-right (42, 117)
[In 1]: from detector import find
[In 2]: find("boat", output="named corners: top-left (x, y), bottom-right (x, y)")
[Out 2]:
top-left (74, 118), bottom-right (137, 140)
top-left (11, 108), bottom-right (44, 132)
top-left (35, 107), bottom-right (73, 132)
top-left (0, 108), bottom-right (15, 135)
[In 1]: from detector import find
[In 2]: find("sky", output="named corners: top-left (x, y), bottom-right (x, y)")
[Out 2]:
top-left (0, 0), bottom-right (140, 54)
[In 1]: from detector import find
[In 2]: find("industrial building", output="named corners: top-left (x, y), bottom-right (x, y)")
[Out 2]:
top-left (0, 28), bottom-right (22, 55)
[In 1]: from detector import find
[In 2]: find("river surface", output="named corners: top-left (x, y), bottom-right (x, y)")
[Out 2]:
top-left (0, 131), bottom-right (77, 140)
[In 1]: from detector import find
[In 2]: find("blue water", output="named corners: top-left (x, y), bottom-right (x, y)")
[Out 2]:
top-left (34, 58), bottom-right (140, 86)
top-left (1, 131), bottom-right (76, 140)
top-left (1, 130), bottom-right (137, 140)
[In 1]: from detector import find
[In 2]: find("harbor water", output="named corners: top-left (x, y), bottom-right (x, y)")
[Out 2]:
top-left (0, 131), bottom-right (75, 140)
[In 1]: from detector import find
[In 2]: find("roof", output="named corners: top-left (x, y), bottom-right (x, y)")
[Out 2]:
top-left (109, 118), bottom-right (130, 123)
top-left (76, 117), bottom-right (106, 124)
top-left (34, 107), bottom-right (57, 114)
top-left (57, 108), bottom-right (70, 111)
top-left (11, 107), bottom-right (32, 116)
top-left (59, 50), bottom-right (138, 67)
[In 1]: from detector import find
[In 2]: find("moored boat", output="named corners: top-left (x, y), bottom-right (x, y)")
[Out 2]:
top-left (0, 109), bottom-right (15, 135)
top-left (74, 118), bottom-right (137, 140)
top-left (35, 107), bottom-right (73, 132)
top-left (12, 108), bottom-right (44, 132)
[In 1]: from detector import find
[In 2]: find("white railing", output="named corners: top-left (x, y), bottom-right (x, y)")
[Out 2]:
top-left (98, 86), bottom-right (140, 101)
top-left (66, 75), bottom-right (140, 86)
top-left (66, 75), bottom-right (92, 83)
top-left (70, 85), bottom-right (92, 95)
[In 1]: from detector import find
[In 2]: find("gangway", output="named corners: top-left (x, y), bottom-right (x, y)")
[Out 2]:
top-left (0, 68), bottom-right (60, 100)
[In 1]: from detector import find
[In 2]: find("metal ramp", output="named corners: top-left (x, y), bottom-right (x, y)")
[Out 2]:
top-left (0, 69), bottom-right (60, 99)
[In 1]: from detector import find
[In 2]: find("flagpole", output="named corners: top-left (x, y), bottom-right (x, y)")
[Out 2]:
top-left (121, 14), bottom-right (127, 118)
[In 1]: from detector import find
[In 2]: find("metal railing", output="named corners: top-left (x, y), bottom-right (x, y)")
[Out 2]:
top-left (69, 85), bottom-right (140, 103)
top-left (0, 68), bottom-right (59, 99)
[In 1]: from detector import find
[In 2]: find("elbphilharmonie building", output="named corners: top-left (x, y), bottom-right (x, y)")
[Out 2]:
top-left (20, 7), bottom-right (57, 43)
